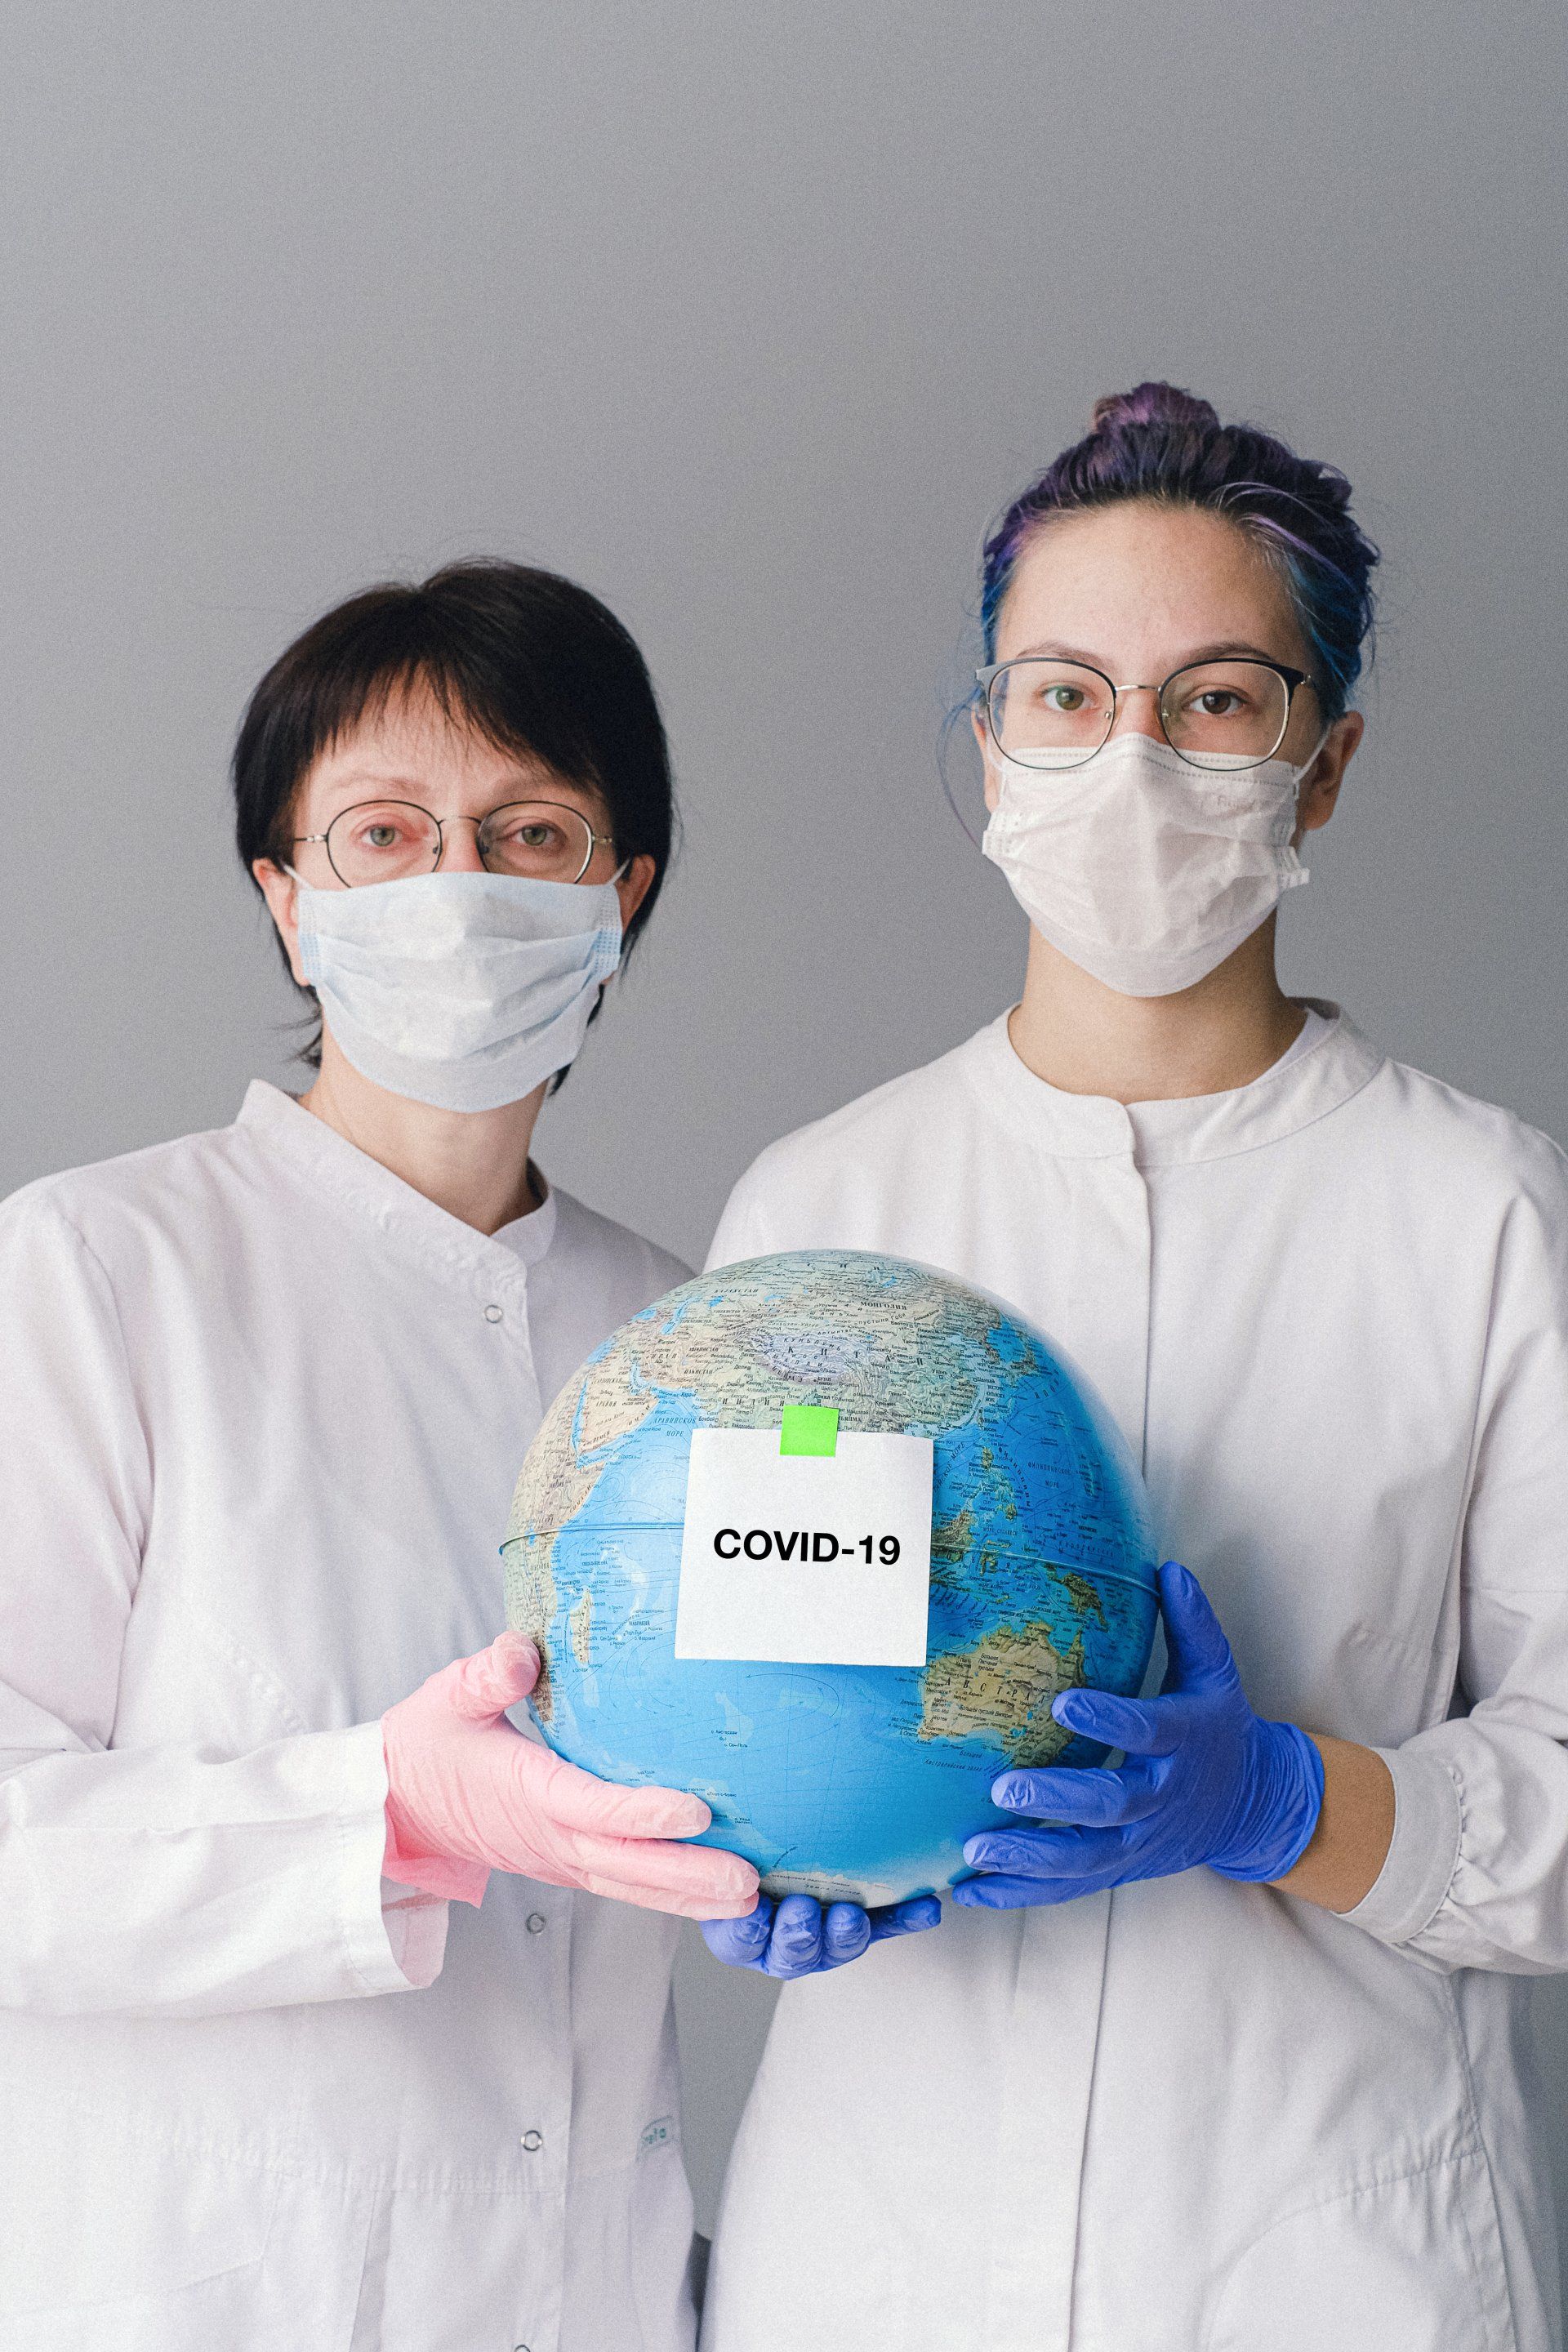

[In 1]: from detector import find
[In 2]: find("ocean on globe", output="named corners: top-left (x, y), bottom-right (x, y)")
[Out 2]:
top-left (503, 1250), bottom-right (1158, 1906)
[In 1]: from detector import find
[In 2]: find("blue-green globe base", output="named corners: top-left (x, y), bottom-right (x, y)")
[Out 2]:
top-left (504, 1251), bottom-right (1157, 1905)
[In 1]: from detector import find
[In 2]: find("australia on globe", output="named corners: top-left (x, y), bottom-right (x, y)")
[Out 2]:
top-left (503, 1250), bottom-right (1158, 1906)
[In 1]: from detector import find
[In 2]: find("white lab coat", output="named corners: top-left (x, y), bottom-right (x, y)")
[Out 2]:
top-left (0, 1081), bottom-right (696, 2352)
top-left (701, 1006), bottom-right (1568, 2352)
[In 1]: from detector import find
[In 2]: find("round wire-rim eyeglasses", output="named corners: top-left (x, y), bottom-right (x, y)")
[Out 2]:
top-left (974, 655), bottom-right (1316, 773)
top-left (292, 797), bottom-right (617, 888)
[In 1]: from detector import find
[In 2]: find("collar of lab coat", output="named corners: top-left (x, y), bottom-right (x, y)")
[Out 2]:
top-left (235, 1080), bottom-right (559, 1290)
top-left (970, 1000), bottom-right (1384, 1168)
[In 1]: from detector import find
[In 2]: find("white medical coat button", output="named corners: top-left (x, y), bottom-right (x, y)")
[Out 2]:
top-left (520, 2129), bottom-right (543, 2152)
top-left (526, 1913), bottom-right (546, 1933)
top-left (483, 1303), bottom-right (504, 1323)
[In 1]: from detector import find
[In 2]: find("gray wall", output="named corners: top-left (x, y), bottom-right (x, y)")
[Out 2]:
top-left (3, 0), bottom-right (1566, 2252)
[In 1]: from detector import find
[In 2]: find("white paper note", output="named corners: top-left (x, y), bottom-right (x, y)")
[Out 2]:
top-left (675, 1428), bottom-right (933, 1666)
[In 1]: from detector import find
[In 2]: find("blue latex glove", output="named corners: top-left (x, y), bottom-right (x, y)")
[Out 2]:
top-left (702, 1891), bottom-right (942, 1979)
top-left (956, 1561), bottom-right (1325, 1910)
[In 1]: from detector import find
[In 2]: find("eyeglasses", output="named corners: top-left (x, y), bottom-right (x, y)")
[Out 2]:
top-left (292, 798), bottom-right (616, 888)
top-left (975, 656), bottom-right (1316, 773)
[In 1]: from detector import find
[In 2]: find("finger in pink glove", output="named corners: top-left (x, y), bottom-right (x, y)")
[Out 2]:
top-left (381, 1632), bottom-right (760, 1918)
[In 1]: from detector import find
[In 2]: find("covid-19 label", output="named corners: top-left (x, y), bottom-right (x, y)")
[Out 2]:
top-left (674, 1428), bottom-right (933, 1666)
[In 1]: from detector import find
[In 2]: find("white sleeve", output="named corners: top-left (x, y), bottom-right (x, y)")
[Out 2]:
top-left (1346, 1174), bottom-right (1568, 1973)
top-left (0, 1196), bottom-right (446, 2018)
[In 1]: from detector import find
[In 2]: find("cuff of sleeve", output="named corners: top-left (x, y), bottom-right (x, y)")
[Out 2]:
top-left (336, 1719), bottom-right (448, 1994)
top-left (1339, 1743), bottom-right (1462, 1946)
top-left (381, 1884), bottom-right (450, 1988)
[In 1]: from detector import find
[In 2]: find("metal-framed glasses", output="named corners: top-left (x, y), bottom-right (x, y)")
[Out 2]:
top-left (975, 656), bottom-right (1316, 773)
top-left (292, 798), bottom-right (616, 888)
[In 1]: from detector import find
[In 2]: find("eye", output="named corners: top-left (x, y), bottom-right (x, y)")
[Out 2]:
top-left (480, 801), bottom-right (597, 876)
top-left (345, 809), bottom-right (425, 853)
top-left (1041, 684), bottom-right (1088, 713)
top-left (1161, 662), bottom-right (1291, 765)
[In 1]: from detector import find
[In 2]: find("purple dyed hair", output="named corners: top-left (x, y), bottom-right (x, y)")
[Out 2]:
top-left (979, 383), bottom-right (1379, 719)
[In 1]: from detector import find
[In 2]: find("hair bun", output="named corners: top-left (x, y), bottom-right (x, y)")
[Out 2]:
top-left (1090, 381), bottom-right (1219, 434)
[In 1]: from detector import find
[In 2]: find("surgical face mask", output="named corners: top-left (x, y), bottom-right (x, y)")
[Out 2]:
top-left (981, 731), bottom-right (1318, 998)
top-left (291, 868), bottom-right (623, 1112)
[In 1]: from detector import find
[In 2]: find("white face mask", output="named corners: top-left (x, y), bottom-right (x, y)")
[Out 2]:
top-left (291, 868), bottom-right (624, 1112)
top-left (981, 731), bottom-right (1318, 998)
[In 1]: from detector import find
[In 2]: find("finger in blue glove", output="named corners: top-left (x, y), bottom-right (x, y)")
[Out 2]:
top-left (953, 1561), bottom-right (1324, 1911)
top-left (702, 1890), bottom-right (942, 1978)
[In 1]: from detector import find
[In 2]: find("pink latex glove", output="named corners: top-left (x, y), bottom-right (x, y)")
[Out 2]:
top-left (381, 1633), bottom-right (760, 1917)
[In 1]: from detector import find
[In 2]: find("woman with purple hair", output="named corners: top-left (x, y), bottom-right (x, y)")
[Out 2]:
top-left (698, 386), bottom-right (1567, 2349)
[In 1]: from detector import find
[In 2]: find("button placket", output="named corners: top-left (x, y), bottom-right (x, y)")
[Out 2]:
top-left (510, 1879), bottom-right (573, 2212)
top-left (989, 1127), bottom-right (1152, 2350)
top-left (470, 1262), bottom-right (542, 1427)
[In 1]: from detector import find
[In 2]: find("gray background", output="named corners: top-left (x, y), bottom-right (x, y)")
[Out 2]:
top-left (2, 0), bottom-right (1566, 2256)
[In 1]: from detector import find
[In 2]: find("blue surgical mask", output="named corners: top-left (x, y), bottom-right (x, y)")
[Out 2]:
top-left (291, 869), bottom-right (623, 1112)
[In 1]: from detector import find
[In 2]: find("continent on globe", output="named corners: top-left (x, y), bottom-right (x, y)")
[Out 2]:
top-left (918, 1621), bottom-right (1085, 1767)
top-left (502, 1250), bottom-right (1158, 1906)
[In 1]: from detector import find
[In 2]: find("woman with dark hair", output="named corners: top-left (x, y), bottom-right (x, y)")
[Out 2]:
top-left (0, 561), bottom-right (758, 2350)
top-left (698, 390), bottom-right (1568, 2350)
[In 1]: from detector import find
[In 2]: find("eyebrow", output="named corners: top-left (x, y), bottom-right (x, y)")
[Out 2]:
top-left (1004, 638), bottom-right (1292, 671)
top-left (318, 773), bottom-right (431, 798)
top-left (315, 762), bottom-right (552, 805)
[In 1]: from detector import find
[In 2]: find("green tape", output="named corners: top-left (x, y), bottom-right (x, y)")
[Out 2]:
top-left (779, 1405), bottom-right (839, 1456)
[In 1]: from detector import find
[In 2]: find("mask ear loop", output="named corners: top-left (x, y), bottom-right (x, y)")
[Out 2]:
top-left (1281, 726), bottom-right (1334, 861)
top-left (1293, 724), bottom-right (1331, 777)
top-left (942, 710), bottom-right (1054, 849)
top-left (1286, 723), bottom-right (1333, 815)
top-left (939, 696), bottom-right (991, 850)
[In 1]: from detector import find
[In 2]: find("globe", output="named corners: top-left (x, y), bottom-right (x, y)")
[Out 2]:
top-left (503, 1250), bottom-right (1158, 1905)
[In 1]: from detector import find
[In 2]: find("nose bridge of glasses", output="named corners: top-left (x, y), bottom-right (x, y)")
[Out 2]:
top-left (1104, 683), bottom-right (1167, 741)
top-left (424, 809), bottom-right (484, 872)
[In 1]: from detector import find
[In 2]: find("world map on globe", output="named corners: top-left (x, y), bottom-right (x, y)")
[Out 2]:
top-left (503, 1250), bottom-right (1158, 1905)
